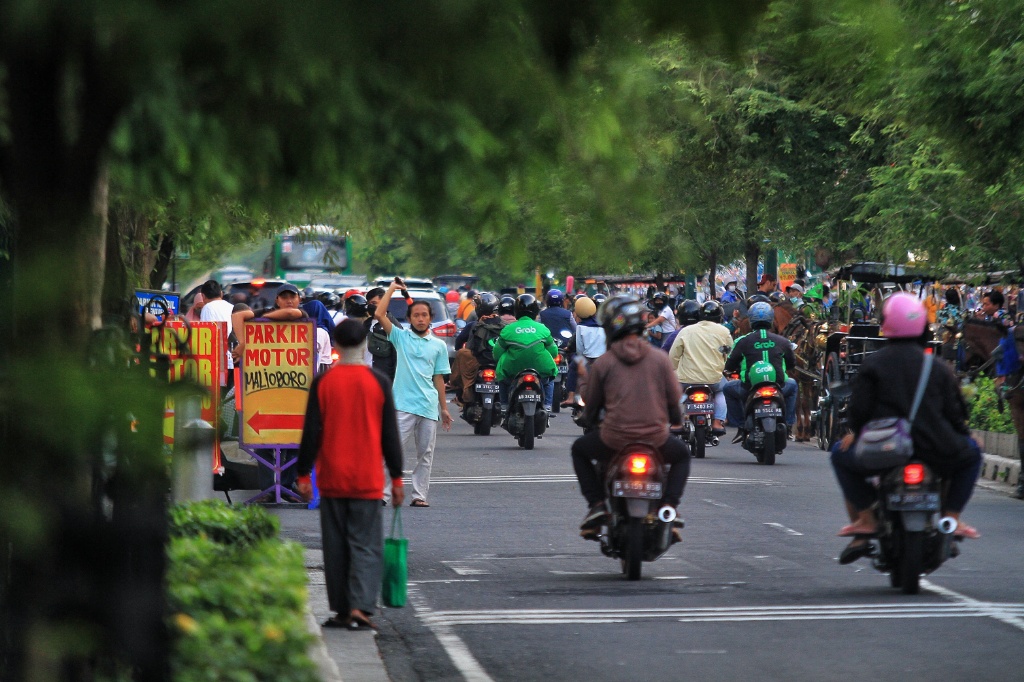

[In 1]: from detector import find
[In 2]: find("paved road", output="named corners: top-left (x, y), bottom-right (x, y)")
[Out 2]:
top-left (277, 408), bottom-right (1024, 682)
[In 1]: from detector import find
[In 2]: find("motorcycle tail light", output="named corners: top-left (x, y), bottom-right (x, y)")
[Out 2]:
top-left (903, 463), bottom-right (925, 486)
top-left (482, 369), bottom-right (496, 382)
top-left (689, 392), bottom-right (708, 402)
top-left (331, 349), bottom-right (340, 363)
top-left (555, 354), bottom-right (563, 364)
top-left (755, 387), bottom-right (778, 398)
top-left (628, 454), bottom-right (651, 475)
top-left (432, 322), bottom-right (458, 337)
top-left (523, 374), bottom-right (537, 383)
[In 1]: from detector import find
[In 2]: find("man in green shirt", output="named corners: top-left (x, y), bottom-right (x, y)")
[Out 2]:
top-left (493, 294), bottom-right (558, 411)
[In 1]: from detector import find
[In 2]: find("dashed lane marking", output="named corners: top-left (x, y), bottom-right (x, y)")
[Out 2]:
top-left (763, 522), bottom-right (803, 536)
top-left (407, 585), bottom-right (496, 682)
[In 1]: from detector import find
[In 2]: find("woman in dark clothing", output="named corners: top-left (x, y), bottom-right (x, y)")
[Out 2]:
top-left (830, 293), bottom-right (982, 561)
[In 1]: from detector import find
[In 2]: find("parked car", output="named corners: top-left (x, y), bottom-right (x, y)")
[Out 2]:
top-left (224, 279), bottom-right (291, 311)
top-left (308, 274), bottom-right (368, 292)
top-left (212, 265), bottom-right (254, 285)
top-left (386, 288), bottom-right (458, 362)
top-left (375, 276), bottom-right (436, 290)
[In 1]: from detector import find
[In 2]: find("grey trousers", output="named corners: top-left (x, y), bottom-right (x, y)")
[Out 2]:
top-left (320, 497), bottom-right (383, 616)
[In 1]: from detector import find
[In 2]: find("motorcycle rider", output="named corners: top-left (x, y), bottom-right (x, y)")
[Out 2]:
top-left (669, 300), bottom-right (733, 437)
top-left (571, 295), bottom-right (690, 539)
top-left (644, 292), bottom-right (677, 345)
top-left (661, 299), bottom-right (701, 352)
top-left (497, 295), bottom-right (518, 324)
top-left (493, 294), bottom-right (558, 412)
top-left (449, 293), bottom-right (504, 411)
top-left (539, 288), bottom-right (576, 338)
top-left (723, 302), bottom-right (798, 443)
top-left (830, 292), bottom-right (983, 563)
top-left (563, 296), bottom-right (606, 406)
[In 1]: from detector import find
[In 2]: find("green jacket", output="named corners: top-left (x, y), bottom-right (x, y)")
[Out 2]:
top-left (492, 316), bottom-right (558, 380)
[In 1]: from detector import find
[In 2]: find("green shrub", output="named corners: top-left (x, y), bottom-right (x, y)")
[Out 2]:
top-left (964, 376), bottom-right (1016, 434)
top-left (169, 500), bottom-right (279, 549)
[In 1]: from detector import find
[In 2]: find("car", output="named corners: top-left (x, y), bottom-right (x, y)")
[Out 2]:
top-left (212, 265), bottom-right (254, 285)
top-left (308, 274), bottom-right (368, 291)
top-left (224, 279), bottom-right (291, 311)
top-left (385, 288), bottom-right (458, 361)
top-left (375, 276), bottom-right (436, 290)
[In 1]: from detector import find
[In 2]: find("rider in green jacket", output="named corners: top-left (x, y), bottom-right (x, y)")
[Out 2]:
top-left (493, 294), bottom-right (558, 410)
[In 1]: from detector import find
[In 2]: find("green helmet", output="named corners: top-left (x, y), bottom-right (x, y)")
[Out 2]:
top-left (748, 360), bottom-right (777, 385)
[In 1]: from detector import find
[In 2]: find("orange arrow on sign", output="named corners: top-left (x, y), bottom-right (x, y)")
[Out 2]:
top-left (247, 411), bottom-right (305, 434)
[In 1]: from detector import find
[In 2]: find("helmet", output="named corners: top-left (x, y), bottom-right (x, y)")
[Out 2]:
top-left (651, 292), bottom-right (669, 309)
top-left (545, 288), bottom-right (564, 308)
top-left (574, 296), bottom-right (597, 320)
top-left (302, 286), bottom-right (316, 302)
top-left (438, 286), bottom-right (448, 294)
top-left (514, 293), bottom-right (540, 320)
top-left (677, 300), bottom-right (701, 326)
top-left (344, 294), bottom-right (368, 318)
top-left (748, 360), bottom-right (778, 385)
top-left (445, 290), bottom-right (460, 303)
top-left (592, 293), bottom-right (607, 305)
top-left (498, 295), bottom-right (516, 317)
top-left (598, 294), bottom-right (646, 344)
top-left (700, 300), bottom-right (724, 323)
top-left (746, 293), bottom-right (771, 307)
top-left (476, 292), bottom-right (499, 317)
top-left (319, 291), bottom-right (341, 309)
top-left (768, 291), bottom-right (785, 304)
top-left (880, 292), bottom-right (927, 339)
top-left (748, 301), bottom-right (774, 330)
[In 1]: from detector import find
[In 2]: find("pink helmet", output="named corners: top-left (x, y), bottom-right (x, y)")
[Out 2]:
top-left (880, 292), bottom-right (927, 338)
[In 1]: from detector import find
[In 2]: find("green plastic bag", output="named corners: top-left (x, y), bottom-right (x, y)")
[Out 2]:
top-left (382, 507), bottom-right (408, 608)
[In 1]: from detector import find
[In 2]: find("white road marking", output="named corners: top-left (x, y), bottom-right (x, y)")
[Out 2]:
top-left (703, 498), bottom-right (733, 508)
top-left (549, 570), bottom-right (609, 575)
top-left (419, 602), bottom-right (1024, 627)
top-left (676, 650), bottom-right (727, 655)
top-left (653, 576), bottom-right (691, 580)
top-left (409, 579), bottom-right (481, 585)
top-left (429, 474), bottom-right (780, 486)
top-left (763, 522), bottom-right (803, 536)
top-left (922, 579), bottom-right (1024, 633)
top-left (443, 562), bottom-right (491, 576)
top-left (407, 585), bottom-right (496, 682)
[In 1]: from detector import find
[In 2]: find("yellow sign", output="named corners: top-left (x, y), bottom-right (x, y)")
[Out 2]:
top-left (241, 321), bottom-right (315, 446)
top-left (779, 263), bottom-right (798, 290)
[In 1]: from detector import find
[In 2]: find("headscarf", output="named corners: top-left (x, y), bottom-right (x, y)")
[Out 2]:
top-left (184, 293), bottom-right (205, 322)
top-left (301, 300), bottom-right (336, 334)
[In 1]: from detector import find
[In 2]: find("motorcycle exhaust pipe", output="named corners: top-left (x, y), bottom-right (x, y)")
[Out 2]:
top-left (937, 516), bottom-right (958, 535)
top-left (657, 506), bottom-right (677, 523)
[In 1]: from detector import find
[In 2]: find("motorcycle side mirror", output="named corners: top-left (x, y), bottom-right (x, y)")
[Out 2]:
top-left (456, 319), bottom-right (467, 330)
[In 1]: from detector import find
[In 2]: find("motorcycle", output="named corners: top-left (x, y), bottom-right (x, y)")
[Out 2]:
top-left (681, 384), bottom-right (718, 459)
top-left (551, 329), bottom-right (573, 413)
top-left (593, 440), bottom-right (682, 580)
top-left (461, 366), bottom-right (502, 436)
top-left (735, 370), bottom-right (788, 465)
top-left (502, 369), bottom-right (548, 450)
top-left (862, 460), bottom-right (960, 595)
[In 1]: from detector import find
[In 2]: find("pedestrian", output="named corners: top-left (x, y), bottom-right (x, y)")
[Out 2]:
top-left (200, 279), bottom-right (236, 389)
top-left (301, 298), bottom-right (337, 375)
top-left (757, 274), bottom-right (777, 295)
top-left (374, 277), bottom-right (452, 507)
top-left (364, 287), bottom-right (399, 381)
top-left (184, 292), bottom-right (205, 322)
top-left (296, 319), bottom-right (404, 630)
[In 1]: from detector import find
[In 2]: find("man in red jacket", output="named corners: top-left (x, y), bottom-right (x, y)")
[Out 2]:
top-left (296, 319), bottom-right (405, 630)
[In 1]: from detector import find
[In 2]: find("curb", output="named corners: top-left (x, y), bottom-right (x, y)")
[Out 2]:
top-left (980, 453), bottom-right (1020, 487)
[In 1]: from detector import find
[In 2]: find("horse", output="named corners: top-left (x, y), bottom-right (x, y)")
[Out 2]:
top-left (780, 312), bottom-right (825, 442)
top-left (959, 318), bottom-right (1007, 379)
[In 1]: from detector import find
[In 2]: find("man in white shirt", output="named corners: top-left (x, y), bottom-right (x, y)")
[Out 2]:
top-left (199, 279), bottom-right (234, 374)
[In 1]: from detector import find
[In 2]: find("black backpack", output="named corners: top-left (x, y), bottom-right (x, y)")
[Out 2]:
top-left (468, 318), bottom-right (504, 365)
top-left (366, 315), bottom-right (398, 358)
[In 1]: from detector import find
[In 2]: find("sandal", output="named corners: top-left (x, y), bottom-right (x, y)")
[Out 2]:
top-left (838, 524), bottom-right (878, 537)
top-left (346, 612), bottom-right (377, 630)
top-left (954, 524), bottom-right (980, 539)
top-left (838, 539), bottom-right (875, 565)
top-left (410, 499), bottom-right (430, 507)
top-left (322, 615), bottom-right (350, 629)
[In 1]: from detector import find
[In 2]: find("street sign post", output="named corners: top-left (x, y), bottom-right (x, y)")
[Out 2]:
top-left (240, 320), bottom-right (316, 503)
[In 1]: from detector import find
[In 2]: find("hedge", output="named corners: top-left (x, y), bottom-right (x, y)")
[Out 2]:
top-left (963, 376), bottom-right (1016, 435)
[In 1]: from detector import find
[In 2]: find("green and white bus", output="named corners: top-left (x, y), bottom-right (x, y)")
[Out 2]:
top-left (262, 225), bottom-right (352, 288)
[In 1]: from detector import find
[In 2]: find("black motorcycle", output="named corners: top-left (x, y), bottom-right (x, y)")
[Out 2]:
top-left (594, 441), bottom-right (681, 580)
top-left (461, 366), bottom-right (502, 436)
top-left (738, 378), bottom-right (788, 465)
top-left (681, 384), bottom-right (718, 459)
top-left (859, 461), bottom-right (960, 594)
top-left (551, 329), bottom-right (573, 413)
top-left (502, 369), bottom-right (548, 450)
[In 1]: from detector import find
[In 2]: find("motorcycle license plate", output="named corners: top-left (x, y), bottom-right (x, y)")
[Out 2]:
top-left (475, 383), bottom-right (500, 393)
top-left (559, 365), bottom-right (569, 374)
top-left (518, 393), bottom-right (542, 402)
top-left (612, 480), bottom-right (663, 499)
top-left (887, 492), bottom-right (940, 511)
top-left (685, 402), bottom-right (713, 415)
top-left (754, 406), bottom-right (782, 417)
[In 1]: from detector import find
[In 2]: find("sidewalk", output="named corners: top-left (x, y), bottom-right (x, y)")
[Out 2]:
top-left (303, 549), bottom-right (390, 682)
top-left (978, 452), bottom-right (1021, 494)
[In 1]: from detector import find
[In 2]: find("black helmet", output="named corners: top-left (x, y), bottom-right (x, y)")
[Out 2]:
top-left (768, 291), bottom-right (785, 304)
top-left (301, 286), bottom-right (316, 303)
top-left (319, 291), bottom-right (341, 309)
top-left (514, 293), bottom-right (540, 320)
top-left (592, 293), bottom-right (608, 305)
top-left (651, 292), bottom-right (669, 309)
top-left (599, 294), bottom-right (646, 343)
top-left (677, 300), bottom-right (701, 326)
top-left (746, 293), bottom-right (771, 307)
top-left (700, 300), bottom-right (724, 323)
top-left (476, 292), bottom-right (499, 317)
top-left (498, 295), bottom-right (516, 317)
top-left (344, 294), bottom-right (368, 318)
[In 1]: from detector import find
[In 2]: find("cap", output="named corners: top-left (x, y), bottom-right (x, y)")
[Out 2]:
top-left (344, 288), bottom-right (362, 300)
top-left (786, 283), bottom-right (804, 294)
top-left (276, 283), bottom-right (300, 296)
top-left (758, 274), bottom-right (775, 285)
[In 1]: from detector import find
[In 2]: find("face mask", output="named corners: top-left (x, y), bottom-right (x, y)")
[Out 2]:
top-left (727, 285), bottom-right (736, 292)
top-left (791, 297), bottom-right (802, 305)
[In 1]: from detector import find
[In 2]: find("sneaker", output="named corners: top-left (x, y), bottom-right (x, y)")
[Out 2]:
top-left (580, 501), bottom-right (609, 531)
top-left (730, 429), bottom-right (746, 445)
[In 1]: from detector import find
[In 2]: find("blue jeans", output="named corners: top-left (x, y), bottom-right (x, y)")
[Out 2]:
top-left (499, 377), bottom-right (554, 409)
top-left (723, 378), bottom-right (797, 427)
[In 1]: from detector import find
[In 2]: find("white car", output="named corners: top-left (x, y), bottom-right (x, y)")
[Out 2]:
top-left (384, 288), bottom-right (458, 362)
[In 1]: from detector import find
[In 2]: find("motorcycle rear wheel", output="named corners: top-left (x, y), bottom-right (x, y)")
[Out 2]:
top-left (552, 382), bottom-right (562, 413)
top-left (624, 517), bottom-right (643, 581)
top-left (474, 406), bottom-right (492, 436)
top-left (693, 425), bottom-right (706, 459)
top-left (899, 530), bottom-right (924, 595)
top-left (760, 430), bottom-right (776, 465)
top-left (519, 414), bottom-right (535, 450)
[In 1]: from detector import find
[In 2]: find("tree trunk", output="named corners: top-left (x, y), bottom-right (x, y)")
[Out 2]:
top-left (744, 240), bottom-right (760, 298)
top-left (708, 250), bottom-right (719, 300)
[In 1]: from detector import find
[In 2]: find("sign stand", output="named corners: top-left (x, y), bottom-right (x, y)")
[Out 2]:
top-left (241, 446), bottom-right (302, 504)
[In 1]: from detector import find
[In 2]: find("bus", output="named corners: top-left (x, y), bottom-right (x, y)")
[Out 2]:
top-left (262, 225), bottom-right (352, 288)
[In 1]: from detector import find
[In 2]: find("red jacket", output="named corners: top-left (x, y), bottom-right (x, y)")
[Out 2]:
top-left (297, 365), bottom-right (403, 499)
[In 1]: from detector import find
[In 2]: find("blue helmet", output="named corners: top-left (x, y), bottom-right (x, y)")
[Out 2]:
top-left (748, 302), bottom-right (774, 330)
top-left (546, 288), bottom-right (564, 307)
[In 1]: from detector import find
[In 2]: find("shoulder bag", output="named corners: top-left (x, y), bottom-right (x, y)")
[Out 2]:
top-left (852, 352), bottom-right (933, 470)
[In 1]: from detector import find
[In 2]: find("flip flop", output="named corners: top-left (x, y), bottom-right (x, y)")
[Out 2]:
top-left (839, 540), bottom-right (875, 565)
top-left (838, 524), bottom-right (878, 537)
top-left (346, 614), bottom-right (377, 631)
top-left (954, 525), bottom-right (981, 539)
top-left (410, 499), bottom-right (430, 507)
top-left (322, 615), bottom-right (350, 629)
